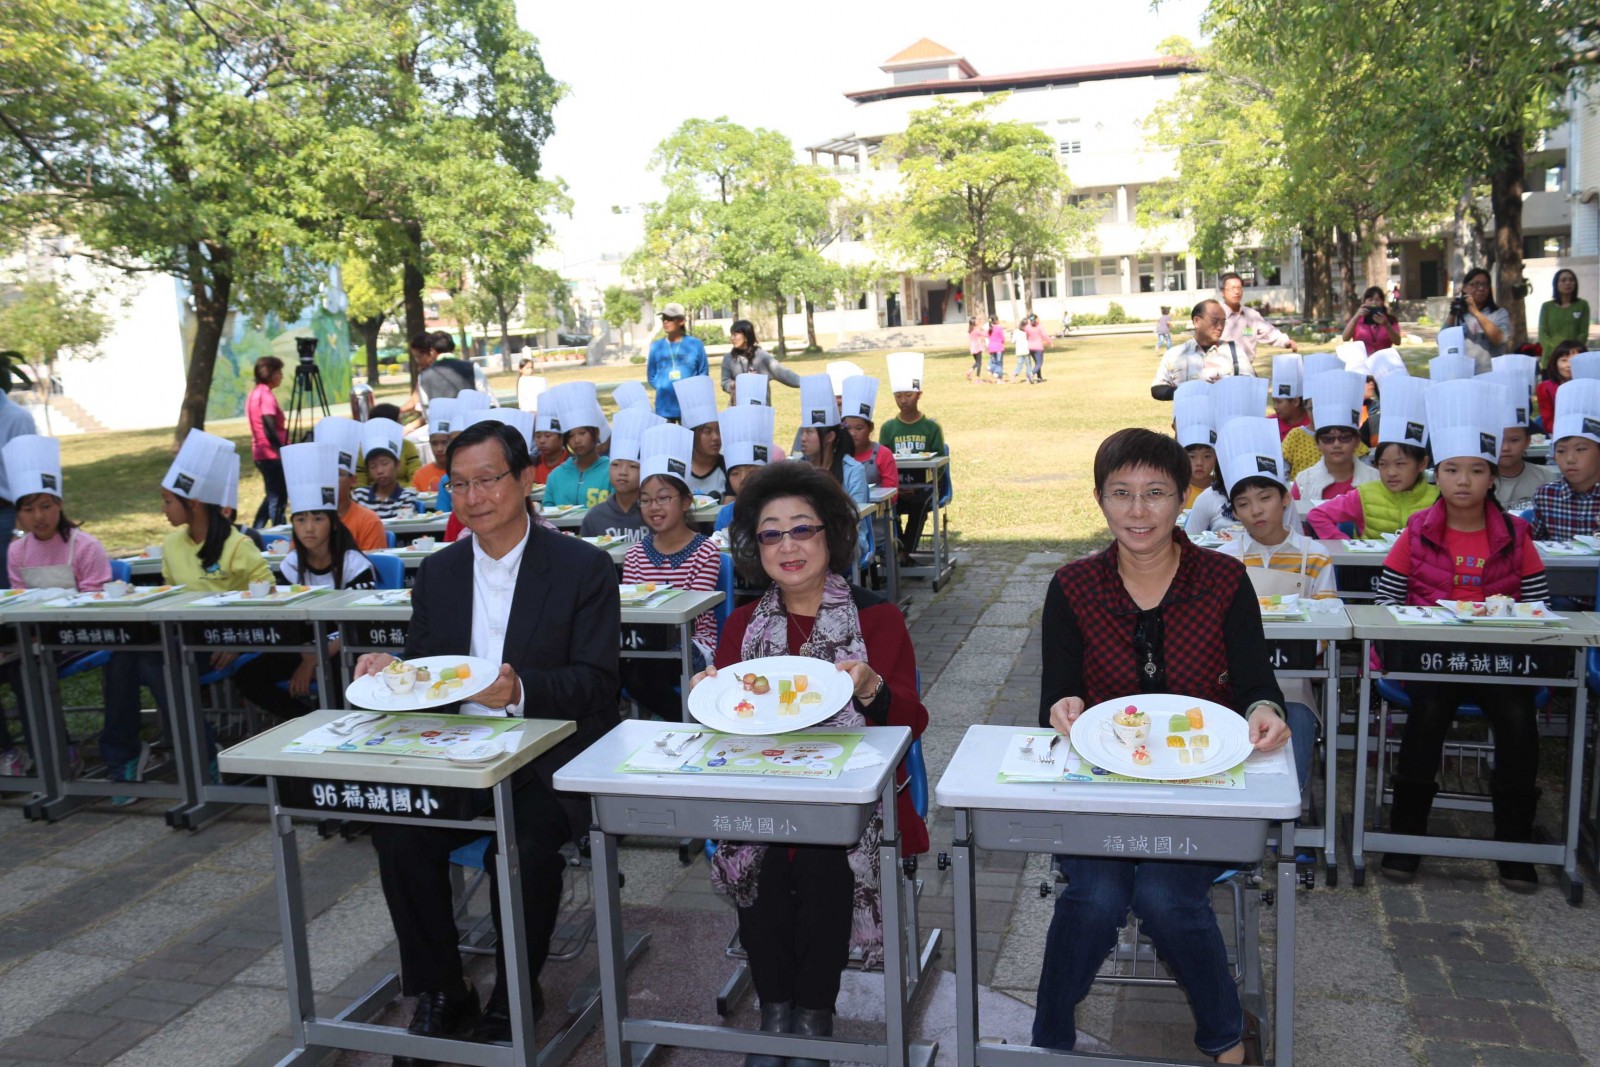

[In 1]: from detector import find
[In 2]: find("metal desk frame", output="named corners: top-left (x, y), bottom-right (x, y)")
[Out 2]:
top-left (0, 603), bottom-right (52, 800)
top-left (1347, 605), bottom-right (1596, 904)
top-left (1264, 613), bottom-right (1349, 886)
top-left (895, 456), bottom-right (954, 591)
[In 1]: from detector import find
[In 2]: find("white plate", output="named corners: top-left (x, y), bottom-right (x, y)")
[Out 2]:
top-left (541, 504), bottom-right (581, 516)
top-left (582, 535), bottom-right (625, 548)
top-left (618, 582), bottom-right (670, 605)
top-left (191, 585), bottom-right (321, 607)
top-left (58, 584), bottom-right (184, 607)
top-left (1256, 594), bottom-right (1302, 619)
top-left (344, 655), bottom-right (500, 711)
top-left (1070, 695), bottom-right (1253, 781)
top-left (1432, 600), bottom-right (1567, 625)
top-left (688, 655), bottom-right (855, 735)
top-left (692, 495), bottom-right (717, 509)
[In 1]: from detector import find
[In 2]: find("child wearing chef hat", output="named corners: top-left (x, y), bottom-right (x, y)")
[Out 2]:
top-left (880, 353), bottom-right (945, 565)
top-left (579, 407), bottom-right (665, 545)
top-left (1479, 365), bottom-right (1556, 509)
top-left (672, 374), bottom-right (727, 500)
top-left (1306, 376), bottom-right (1438, 541)
top-left (314, 416), bottom-right (386, 551)
top-left (1279, 360), bottom-right (1373, 481)
top-left (1532, 378), bottom-right (1600, 542)
top-left (352, 417), bottom-right (420, 520)
top-left (1292, 370), bottom-right (1379, 505)
top-left (1269, 354), bottom-right (1310, 441)
top-left (840, 375), bottom-right (898, 490)
top-left (412, 397), bottom-right (458, 493)
top-left (2, 434), bottom-right (114, 595)
top-left (798, 372), bottom-right (872, 560)
top-left (1172, 381), bottom-right (1217, 510)
top-left (541, 382), bottom-right (612, 508)
top-left (1375, 378), bottom-right (1548, 889)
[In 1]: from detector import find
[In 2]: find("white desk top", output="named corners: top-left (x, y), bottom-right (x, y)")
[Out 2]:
top-left (302, 588), bottom-right (412, 622)
top-left (1319, 539), bottom-right (1600, 571)
top-left (218, 707), bottom-right (574, 788)
top-left (869, 486), bottom-right (897, 505)
top-left (1346, 603), bottom-right (1600, 647)
top-left (553, 719), bottom-right (909, 805)
top-left (621, 588), bottom-right (724, 625)
top-left (146, 588), bottom-right (341, 622)
top-left (6, 588), bottom-right (204, 624)
top-left (934, 724), bottom-right (1301, 819)
top-left (894, 455), bottom-right (949, 472)
top-left (1261, 607), bottom-right (1353, 641)
top-left (298, 586), bottom-right (724, 627)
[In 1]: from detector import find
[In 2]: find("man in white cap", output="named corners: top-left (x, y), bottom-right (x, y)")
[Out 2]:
top-left (840, 375), bottom-right (898, 489)
top-left (542, 383), bottom-right (612, 508)
top-left (1533, 378), bottom-right (1600, 541)
top-left (580, 407), bottom-right (663, 544)
top-left (314, 416), bottom-right (386, 551)
top-left (645, 302), bottom-right (708, 421)
top-left (0, 364), bottom-right (39, 583)
top-left (880, 353), bottom-right (945, 564)
top-left (352, 417), bottom-right (621, 1043)
top-left (1150, 298), bottom-right (1253, 401)
top-left (1219, 271), bottom-right (1298, 364)
top-left (673, 374), bottom-right (726, 499)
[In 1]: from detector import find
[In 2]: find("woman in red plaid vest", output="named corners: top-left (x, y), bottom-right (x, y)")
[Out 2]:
top-left (1031, 428), bottom-right (1291, 1064)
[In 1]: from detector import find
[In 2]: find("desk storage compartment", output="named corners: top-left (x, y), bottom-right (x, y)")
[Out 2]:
top-left (591, 794), bottom-right (876, 846)
top-left (968, 810), bottom-right (1273, 864)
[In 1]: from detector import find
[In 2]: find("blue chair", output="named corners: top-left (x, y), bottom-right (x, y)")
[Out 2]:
top-left (937, 443), bottom-right (953, 508)
top-left (109, 559), bottom-right (133, 583)
top-left (714, 554), bottom-right (736, 639)
top-left (366, 552), bottom-right (405, 590)
top-left (385, 529), bottom-right (397, 548)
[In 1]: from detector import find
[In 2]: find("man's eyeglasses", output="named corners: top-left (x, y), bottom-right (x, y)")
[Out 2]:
top-left (1101, 488), bottom-right (1176, 510)
top-left (453, 469), bottom-right (515, 496)
top-left (755, 524), bottom-right (824, 546)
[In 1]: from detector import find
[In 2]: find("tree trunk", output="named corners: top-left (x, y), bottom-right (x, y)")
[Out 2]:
top-left (1335, 227), bottom-right (1360, 318)
top-left (969, 270), bottom-right (991, 325)
top-left (175, 260), bottom-right (233, 449)
top-left (1490, 129), bottom-right (1529, 347)
top-left (1449, 178), bottom-right (1488, 288)
top-left (1025, 261), bottom-right (1037, 317)
top-left (1301, 234), bottom-right (1332, 322)
top-left (805, 299), bottom-right (818, 350)
top-left (774, 292), bottom-right (787, 356)
top-left (356, 316), bottom-right (383, 383)
top-left (402, 222), bottom-right (427, 385)
top-left (1365, 218), bottom-right (1390, 302)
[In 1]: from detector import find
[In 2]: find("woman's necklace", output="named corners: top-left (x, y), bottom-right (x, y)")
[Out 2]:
top-left (787, 611), bottom-right (816, 653)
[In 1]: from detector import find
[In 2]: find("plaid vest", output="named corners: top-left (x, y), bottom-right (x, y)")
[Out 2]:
top-left (1054, 532), bottom-right (1244, 712)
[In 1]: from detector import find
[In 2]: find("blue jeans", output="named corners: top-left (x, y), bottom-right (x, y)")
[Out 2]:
top-left (988, 353), bottom-right (1003, 377)
top-left (1033, 857), bottom-right (1242, 1056)
top-left (99, 651), bottom-right (168, 770)
top-left (1286, 700), bottom-right (1317, 788)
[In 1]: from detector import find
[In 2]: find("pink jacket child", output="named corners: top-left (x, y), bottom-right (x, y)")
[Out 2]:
top-left (1380, 502), bottom-right (1543, 605)
top-left (987, 323), bottom-right (1006, 355)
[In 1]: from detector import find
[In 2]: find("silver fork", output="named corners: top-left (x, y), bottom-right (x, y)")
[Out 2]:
top-left (667, 732), bottom-right (703, 757)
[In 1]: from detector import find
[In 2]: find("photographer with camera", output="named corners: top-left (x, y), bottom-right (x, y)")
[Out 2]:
top-left (1448, 267), bottom-right (1510, 373)
top-left (1341, 285), bottom-right (1402, 356)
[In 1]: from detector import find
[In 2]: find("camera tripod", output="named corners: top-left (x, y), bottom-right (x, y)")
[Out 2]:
top-left (288, 359), bottom-right (331, 443)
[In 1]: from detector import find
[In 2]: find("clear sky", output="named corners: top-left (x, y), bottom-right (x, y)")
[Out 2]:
top-left (515, 0), bottom-right (1209, 276)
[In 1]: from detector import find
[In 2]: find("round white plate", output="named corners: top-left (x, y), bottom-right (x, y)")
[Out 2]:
top-left (344, 655), bottom-right (500, 711)
top-left (687, 655), bottom-right (855, 735)
top-left (1070, 695), bottom-right (1252, 781)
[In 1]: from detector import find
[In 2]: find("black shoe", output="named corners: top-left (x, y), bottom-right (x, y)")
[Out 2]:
top-left (1498, 860), bottom-right (1540, 893)
top-left (471, 983), bottom-right (544, 1044)
top-left (1379, 851), bottom-right (1421, 882)
top-left (406, 978), bottom-right (481, 1038)
top-left (743, 999), bottom-right (792, 1067)
top-left (789, 1007), bottom-right (833, 1067)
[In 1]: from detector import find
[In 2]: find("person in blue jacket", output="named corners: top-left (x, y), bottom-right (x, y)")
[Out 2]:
top-left (646, 303), bottom-right (709, 422)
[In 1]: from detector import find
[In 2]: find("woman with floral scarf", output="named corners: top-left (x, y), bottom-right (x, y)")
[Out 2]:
top-left (692, 462), bottom-right (929, 1067)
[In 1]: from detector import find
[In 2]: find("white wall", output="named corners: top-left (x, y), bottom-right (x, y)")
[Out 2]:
top-left (52, 266), bottom-right (188, 432)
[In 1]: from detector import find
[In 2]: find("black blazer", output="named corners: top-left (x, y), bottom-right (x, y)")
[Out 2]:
top-left (403, 521), bottom-right (620, 827)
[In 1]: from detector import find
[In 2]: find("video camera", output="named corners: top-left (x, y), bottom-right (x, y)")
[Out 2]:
top-left (295, 336), bottom-right (319, 367)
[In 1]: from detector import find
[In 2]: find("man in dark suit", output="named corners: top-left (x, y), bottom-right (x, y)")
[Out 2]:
top-left (354, 420), bottom-right (619, 1052)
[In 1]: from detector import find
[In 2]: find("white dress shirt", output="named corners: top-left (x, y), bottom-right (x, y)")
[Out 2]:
top-left (461, 515), bottom-right (530, 716)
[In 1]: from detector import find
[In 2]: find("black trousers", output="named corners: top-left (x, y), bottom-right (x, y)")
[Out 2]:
top-left (371, 775), bottom-right (572, 997)
top-left (1396, 682), bottom-right (1539, 792)
top-left (735, 844), bottom-right (854, 1010)
top-left (232, 653), bottom-right (315, 720)
top-left (895, 484), bottom-right (935, 555)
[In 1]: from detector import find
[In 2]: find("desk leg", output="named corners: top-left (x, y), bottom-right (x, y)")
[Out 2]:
top-left (879, 780), bottom-right (910, 1067)
top-left (590, 823), bottom-right (629, 1067)
top-left (952, 809), bottom-right (979, 1067)
top-left (15, 622), bottom-right (60, 809)
top-left (164, 624), bottom-right (209, 829)
top-left (678, 628), bottom-right (694, 723)
top-left (1349, 640), bottom-right (1373, 886)
top-left (269, 779), bottom-right (317, 1050)
top-left (1323, 640), bottom-right (1340, 885)
top-left (310, 622), bottom-right (334, 712)
top-left (1275, 821), bottom-right (1296, 1067)
top-left (493, 778), bottom-right (538, 1054)
top-left (1561, 650), bottom-right (1588, 906)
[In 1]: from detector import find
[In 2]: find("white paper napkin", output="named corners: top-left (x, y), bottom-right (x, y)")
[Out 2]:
top-left (843, 740), bottom-right (887, 772)
top-left (1243, 749), bottom-right (1289, 775)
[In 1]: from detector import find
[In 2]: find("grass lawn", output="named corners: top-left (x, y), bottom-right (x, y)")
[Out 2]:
top-left (59, 336), bottom-right (1437, 558)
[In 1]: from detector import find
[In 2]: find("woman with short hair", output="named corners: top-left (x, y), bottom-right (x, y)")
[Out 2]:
top-left (720, 319), bottom-right (801, 400)
top-left (247, 355), bottom-right (287, 527)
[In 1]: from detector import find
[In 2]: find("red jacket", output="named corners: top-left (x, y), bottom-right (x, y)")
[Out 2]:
top-left (1396, 501), bottom-right (1533, 605)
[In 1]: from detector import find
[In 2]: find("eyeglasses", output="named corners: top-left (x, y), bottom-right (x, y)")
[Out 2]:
top-left (1316, 431), bottom-right (1358, 444)
top-left (756, 524), bottom-right (824, 546)
top-left (640, 493), bottom-right (683, 509)
top-left (453, 469), bottom-right (515, 496)
top-left (1100, 488), bottom-right (1176, 510)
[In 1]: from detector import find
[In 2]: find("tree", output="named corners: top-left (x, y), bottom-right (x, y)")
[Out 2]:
top-left (0, 275), bottom-right (110, 432)
top-left (602, 285), bottom-right (643, 353)
top-left (342, 255), bottom-right (402, 385)
top-left (879, 95), bottom-right (1088, 324)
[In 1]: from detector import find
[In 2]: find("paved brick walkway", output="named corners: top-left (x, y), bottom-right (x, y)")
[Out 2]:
top-left (2, 544), bottom-right (1598, 1066)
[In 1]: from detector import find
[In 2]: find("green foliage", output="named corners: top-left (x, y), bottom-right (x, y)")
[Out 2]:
top-left (629, 354), bottom-right (646, 365)
top-left (0, 277), bottom-right (110, 366)
top-left (602, 286), bottom-right (643, 330)
top-left (650, 324), bottom-right (727, 345)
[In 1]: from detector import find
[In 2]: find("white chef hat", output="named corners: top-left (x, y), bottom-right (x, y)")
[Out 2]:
top-left (639, 423), bottom-right (695, 485)
top-left (163, 429), bottom-right (236, 504)
top-left (1426, 379), bottom-right (1501, 464)
top-left (887, 351), bottom-right (925, 393)
top-left (799, 373), bottom-right (840, 428)
top-left (361, 417), bottom-right (405, 462)
top-left (1270, 354), bottom-right (1303, 400)
top-left (675, 374), bottom-right (719, 430)
top-left (1338, 347), bottom-right (1372, 378)
top-left (220, 453), bottom-right (239, 511)
top-left (612, 380), bottom-right (650, 411)
top-left (1552, 379), bottom-right (1600, 445)
top-left (1172, 382), bottom-right (1214, 448)
top-left (826, 361), bottom-right (864, 396)
top-left (1569, 351), bottom-right (1600, 381)
top-left (314, 417), bottom-right (363, 476)
top-left (2, 435), bottom-right (62, 500)
top-left (1430, 353), bottom-right (1476, 382)
top-left (1301, 352), bottom-right (1343, 380)
top-left (427, 397), bottom-right (460, 437)
top-left (1210, 375), bottom-right (1268, 427)
top-left (1335, 340), bottom-right (1369, 366)
top-left (840, 375), bottom-right (880, 424)
top-left (1479, 368), bottom-right (1531, 429)
top-left (472, 408), bottom-right (535, 451)
top-left (1492, 352), bottom-right (1538, 390)
top-left (1435, 326), bottom-right (1466, 361)
top-left (735, 373), bottom-right (769, 406)
top-left (1216, 416), bottom-right (1287, 495)
top-left (721, 405), bottom-right (775, 469)
top-left (455, 388), bottom-right (493, 414)
top-left (1376, 375), bottom-right (1431, 448)
top-left (1306, 369), bottom-right (1366, 432)
top-left (1367, 348), bottom-right (1408, 384)
top-left (516, 374), bottom-right (547, 413)
top-left (282, 442), bottom-right (340, 515)
top-left (542, 381), bottom-right (609, 439)
top-left (609, 407), bottom-right (666, 464)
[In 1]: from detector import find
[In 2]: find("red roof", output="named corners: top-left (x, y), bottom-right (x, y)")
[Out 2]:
top-left (845, 55), bottom-right (1198, 104)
